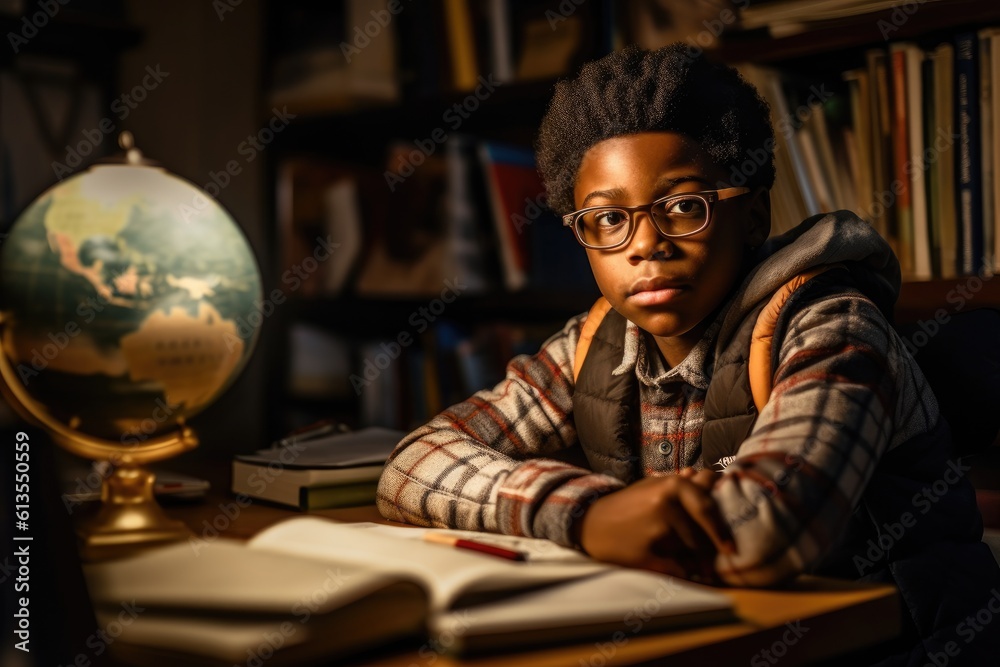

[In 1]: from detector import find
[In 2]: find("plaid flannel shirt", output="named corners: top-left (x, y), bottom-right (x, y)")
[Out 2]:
top-left (376, 286), bottom-right (938, 586)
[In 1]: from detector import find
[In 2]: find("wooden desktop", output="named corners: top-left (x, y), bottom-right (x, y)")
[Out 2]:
top-left (150, 461), bottom-right (902, 667)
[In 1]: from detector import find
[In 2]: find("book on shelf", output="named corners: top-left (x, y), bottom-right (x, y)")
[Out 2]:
top-left (956, 31), bottom-right (985, 275)
top-left (478, 141), bottom-right (541, 291)
top-left (923, 50), bottom-right (942, 278)
top-left (900, 42), bottom-right (933, 280)
top-left (356, 136), bottom-right (498, 296)
top-left (980, 31), bottom-right (995, 274)
top-left (487, 0), bottom-right (515, 82)
top-left (443, 0), bottom-right (605, 88)
top-left (889, 44), bottom-right (915, 279)
top-left (276, 157), bottom-right (369, 298)
top-left (843, 68), bottom-right (874, 224)
top-left (267, 0), bottom-right (399, 115)
top-left (738, 65), bottom-right (812, 234)
top-left (981, 27), bottom-right (1000, 274)
top-left (231, 427), bottom-right (404, 510)
top-left (442, 0), bottom-right (479, 90)
top-left (931, 41), bottom-right (959, 279)
top-left (867, 48), bottom-right (895, 246)
top-left (322, 179), bottom-right (363, 294)
top-left (83, 517), bottom-right (735, 664)
top-left (445, 134), bottom-right (498, 293)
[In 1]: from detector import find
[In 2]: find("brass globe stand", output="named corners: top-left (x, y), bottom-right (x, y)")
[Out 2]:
top-left (0, 314), bottom-right (198, 561)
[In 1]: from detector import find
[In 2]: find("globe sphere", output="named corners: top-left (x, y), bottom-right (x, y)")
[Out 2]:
top-left (0, 164), bottom-right (263, 444)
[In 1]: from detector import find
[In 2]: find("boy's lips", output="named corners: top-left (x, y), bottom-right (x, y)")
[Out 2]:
top-left (627, 276), bottom-right (689, 306)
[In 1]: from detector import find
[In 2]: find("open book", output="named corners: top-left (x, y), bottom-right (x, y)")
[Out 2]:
top-left (83, 517), bottom-right (735, 664)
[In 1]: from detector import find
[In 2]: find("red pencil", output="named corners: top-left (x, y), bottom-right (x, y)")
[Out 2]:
top-left (422, 532), bottom-right (526, 561)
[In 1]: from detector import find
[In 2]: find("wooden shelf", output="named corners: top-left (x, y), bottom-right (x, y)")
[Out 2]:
top-left (291, 289), bottom-right (602, 335)
top-left (269, 78), bottom-right (560, 162)
top-left (716, 0), bottom-right (1000, 68)
top-left (895, 277), bottom-right (1000, 323)
top-left (0, 13), bottom-right (142, 69)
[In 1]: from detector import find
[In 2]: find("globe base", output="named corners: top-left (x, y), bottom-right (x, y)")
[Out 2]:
top-left (77, 465), bottom-right (191, 562)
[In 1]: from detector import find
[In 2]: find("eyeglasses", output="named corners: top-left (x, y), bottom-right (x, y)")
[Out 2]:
top-left (562, 186), bottom-right (751, 250)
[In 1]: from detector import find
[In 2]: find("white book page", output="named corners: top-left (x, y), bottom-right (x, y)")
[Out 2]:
top-left (84, 538), bottom-right (410, 615)
top-left (248, 517), bottom-right (608, 611)
top-left (354, 522), bottom-right (593, 563)
top-left (431, 568), bottom-right (733, 640)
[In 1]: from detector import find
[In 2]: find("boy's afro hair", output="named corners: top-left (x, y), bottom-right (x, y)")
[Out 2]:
top-left (536, 44), bottom-right (775, 215)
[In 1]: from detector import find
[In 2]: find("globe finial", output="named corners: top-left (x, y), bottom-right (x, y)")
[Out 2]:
top-left (119, 131), bottom-right (145, 165)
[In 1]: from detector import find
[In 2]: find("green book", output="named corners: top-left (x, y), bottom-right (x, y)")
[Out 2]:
top-left (300, 480), bottom-right (380, 510)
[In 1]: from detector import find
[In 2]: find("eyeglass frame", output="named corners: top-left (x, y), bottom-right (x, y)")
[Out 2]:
top-left (562, 186), bottom-right (751, 250)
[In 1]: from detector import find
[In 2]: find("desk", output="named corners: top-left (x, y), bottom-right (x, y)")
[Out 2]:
top-left (142, 462), bottom-right (902, 667)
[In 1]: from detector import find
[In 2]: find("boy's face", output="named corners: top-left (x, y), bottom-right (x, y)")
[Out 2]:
top-left (573, 131), bottom-right (769, 365)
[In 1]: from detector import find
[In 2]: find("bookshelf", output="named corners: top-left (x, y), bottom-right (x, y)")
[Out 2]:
top-left (717, 0), bottom-right (1000, 66)
top-left (262, 0), bottom-right (1000, 438)
top-left (711, 0), bottom-right (1000, 302)
top-left (261, 1), bottom-right (609, 435)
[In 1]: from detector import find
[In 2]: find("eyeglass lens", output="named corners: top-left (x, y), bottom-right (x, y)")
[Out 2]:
top-left (576, 195), bottom-right (708, 248)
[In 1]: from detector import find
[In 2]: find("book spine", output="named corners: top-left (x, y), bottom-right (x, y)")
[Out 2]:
top-left (488, 0), bottom-right (514, 82)
top-left (442, 0), bottom-right (479, 90)
top-left (923, 53), bottom-right (941, 278)
top-left (843, 70), bottom-right (868, 220)
top-left (445, 135), bottom-right (494, 293)
top-left (890, 46), bottom-right (914, 279)
top-left (991, 30), bottom-right (1000, 273)
top-left (979, 29), bottom-right (995, 275)
top-left (867, 49), bottom-right (894, 246)
top-left (933, 42), bottom-right (958, 279)
top-left (764, 74), bottom-right (821, 216)
top-left (956, 32), bottom-right (984, 275)
top-left (301, 480), bottom-right (380, 510)
top-left (905, 44), bottom-right (932, 280)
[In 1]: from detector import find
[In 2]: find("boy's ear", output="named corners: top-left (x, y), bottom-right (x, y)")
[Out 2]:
top-left (745, 187), bottom-right (771, 247)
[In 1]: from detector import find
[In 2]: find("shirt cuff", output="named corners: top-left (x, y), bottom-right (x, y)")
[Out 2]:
top-left (495, 459), bottom-right (625, 548)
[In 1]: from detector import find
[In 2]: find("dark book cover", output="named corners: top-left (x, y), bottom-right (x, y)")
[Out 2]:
top-left (956, 31), bottom-right (984, 274)
top-left (889, 46), bottom-right (914, 278)
top-left (923, 52), bottom-right (941, 277)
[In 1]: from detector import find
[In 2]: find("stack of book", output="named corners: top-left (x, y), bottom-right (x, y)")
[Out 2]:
top-left (231, 427), bottom-right (404, 510)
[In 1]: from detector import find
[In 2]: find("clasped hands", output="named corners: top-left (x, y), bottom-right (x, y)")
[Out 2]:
top-left (575, 468), bottom-right (736, 583)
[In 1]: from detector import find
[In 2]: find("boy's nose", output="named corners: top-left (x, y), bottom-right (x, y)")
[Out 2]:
top-left (627, 212), bottom-right (675, 263)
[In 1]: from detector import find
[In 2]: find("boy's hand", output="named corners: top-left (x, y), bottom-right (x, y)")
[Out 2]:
top-left (575, 469), bottom-right (735, 579)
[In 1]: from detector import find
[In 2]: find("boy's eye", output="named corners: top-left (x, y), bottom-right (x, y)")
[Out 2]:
top-left (590, 209), bottom-right (628, 228)
top-left (658, 196), bottom-right (706, 219)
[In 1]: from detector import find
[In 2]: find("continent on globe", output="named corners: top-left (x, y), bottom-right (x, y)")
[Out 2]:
top-left (120, 302), bottom-right (244, 410)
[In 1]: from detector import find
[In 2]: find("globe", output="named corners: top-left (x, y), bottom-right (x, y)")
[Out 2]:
top-left (0, 162), bottom-right (263, 446)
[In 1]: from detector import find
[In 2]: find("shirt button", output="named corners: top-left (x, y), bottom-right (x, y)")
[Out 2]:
top-left (658, 441), bottom-right (673, 456)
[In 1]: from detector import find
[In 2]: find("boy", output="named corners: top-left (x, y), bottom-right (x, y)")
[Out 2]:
top-left (377, 45), bottom-right (999, 664)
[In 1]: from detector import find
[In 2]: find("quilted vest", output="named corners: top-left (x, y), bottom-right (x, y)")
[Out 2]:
top-left (571, 269), bottom-right (1000, 662)
top-left (574, 267), bottom-right (836, 480)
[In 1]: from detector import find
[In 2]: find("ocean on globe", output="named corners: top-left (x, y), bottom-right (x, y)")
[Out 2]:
top-left (0, 164), bottom-right (263, 443)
